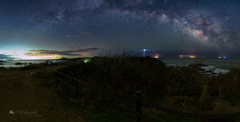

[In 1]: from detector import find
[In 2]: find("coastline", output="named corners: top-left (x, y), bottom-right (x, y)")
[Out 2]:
top-left (159, 58), bottom-right (240, 70)
top-left (0, 60), bottom-right (45, 68)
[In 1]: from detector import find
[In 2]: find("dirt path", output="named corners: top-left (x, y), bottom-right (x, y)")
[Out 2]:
top-left (0, 68), bottom-right (85, 122)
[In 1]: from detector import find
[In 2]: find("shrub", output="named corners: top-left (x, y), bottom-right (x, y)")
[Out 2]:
top-left (56, 57), bottom-right (167, 101)
top-left (209, 68), bottom-right (240, 97)
top-left (165, 65), bottom-right (204, 96)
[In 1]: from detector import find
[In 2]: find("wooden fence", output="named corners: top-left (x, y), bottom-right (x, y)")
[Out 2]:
top-left (55, 70), bottom-right (240, 122)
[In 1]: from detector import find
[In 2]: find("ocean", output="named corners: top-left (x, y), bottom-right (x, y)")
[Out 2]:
top-left (159, 58), bottom-right (240, 70)
top-left (0, 60), bottom-right (48, 68)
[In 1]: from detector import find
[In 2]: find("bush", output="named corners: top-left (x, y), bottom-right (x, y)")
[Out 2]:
top-left (165, 65), bottom-right (204, 96)
top-left (56, 57), bottom-right (167, 101)
top-left (34, 57), bottom-right (240, 118)
top-left (208, 68), bottom-right (240, 97)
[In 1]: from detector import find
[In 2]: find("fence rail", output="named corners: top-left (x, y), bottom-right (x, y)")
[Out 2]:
top-left (55, 70), bottom-right (240, 122)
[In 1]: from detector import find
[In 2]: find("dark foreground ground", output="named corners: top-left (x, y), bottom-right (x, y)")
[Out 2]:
top-left (0, 66), bottom-right (85, 122)
top-left (1, 57), bottom-right (240, 121)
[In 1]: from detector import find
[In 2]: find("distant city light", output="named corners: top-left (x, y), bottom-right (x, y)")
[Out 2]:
top-left (189, 55), bottom-right (196, 58)
top-left (153, 54), bottom-right (160, 58)
top-left (179, 55), bottom-right (196, 59)
top-left (223, 57), bottom-right (226, 59)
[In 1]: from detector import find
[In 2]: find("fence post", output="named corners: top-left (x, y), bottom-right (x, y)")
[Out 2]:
top-left (136, 91), bottom-right (142, 122)
top-left (74, 79), bottom-right (79, 100)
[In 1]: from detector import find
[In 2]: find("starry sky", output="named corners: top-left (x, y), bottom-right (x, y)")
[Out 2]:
top-left (0, 0), bottom-right (240, 59)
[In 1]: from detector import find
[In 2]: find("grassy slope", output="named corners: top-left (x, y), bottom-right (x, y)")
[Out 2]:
top-left (0, 66), bottom-right (84, 122)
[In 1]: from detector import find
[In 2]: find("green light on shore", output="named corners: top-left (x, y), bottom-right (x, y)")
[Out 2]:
top-left (83, 58), bottom-right (91, 63)
top-left (78, 58), bottom-right (91, 63)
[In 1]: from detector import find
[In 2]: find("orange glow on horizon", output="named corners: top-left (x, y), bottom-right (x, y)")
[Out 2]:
top-left (0, 46), bottom-right (90, 60)
top-left (12, 55), bottom-right (60, 60)
top-left (4, 50), bottom-right (62, 60)
top-left (179, 55), bottom-right (196, 59)
top-left (153, 54), bottom-right (160, 58)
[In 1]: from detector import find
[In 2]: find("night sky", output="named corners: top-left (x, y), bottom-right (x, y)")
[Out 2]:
top-left (0, 0), bottom-right (240, 59)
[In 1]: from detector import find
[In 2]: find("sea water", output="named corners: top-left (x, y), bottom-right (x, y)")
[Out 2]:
top-left (159, 58), bottom-right (240, 74)
top-left (159, 58), bottom-right (240, 70)
top-left (0, 60), bottom-right (46, 68)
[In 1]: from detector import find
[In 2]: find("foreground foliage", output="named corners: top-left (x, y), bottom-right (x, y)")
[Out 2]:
top-left (33, 57), bottom-right (240, 121)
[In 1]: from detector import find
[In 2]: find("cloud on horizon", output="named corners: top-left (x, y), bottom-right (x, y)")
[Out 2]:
top-left (25, 48), bottom-right (99, 57)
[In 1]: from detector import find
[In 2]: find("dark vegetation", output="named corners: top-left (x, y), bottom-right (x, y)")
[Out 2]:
top-left (32, 57), bottom-right (240, 121)
top-left (58, 57), bottom-right (167, 97)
